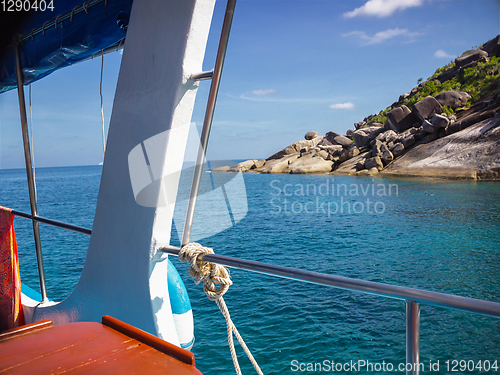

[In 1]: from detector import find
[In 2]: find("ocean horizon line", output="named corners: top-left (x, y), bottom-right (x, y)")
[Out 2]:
top-left (0, 159), bottom-right (251, 172)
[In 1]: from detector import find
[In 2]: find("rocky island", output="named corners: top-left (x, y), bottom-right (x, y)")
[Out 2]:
top-left (214, 35), bottom-right (500, 180)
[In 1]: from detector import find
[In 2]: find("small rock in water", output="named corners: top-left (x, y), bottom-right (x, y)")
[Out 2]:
top-left (229, 159), bottom-right (258, 172)
top-left (211, 166), bottom-right (231, 172)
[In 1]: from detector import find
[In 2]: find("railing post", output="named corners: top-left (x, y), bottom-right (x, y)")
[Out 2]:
top-left (181, 0), bottom-right (237, 246)
top-left (14, 42), bottom-right (48, 302)
top-left (406, 300), bottom-right (420, 375)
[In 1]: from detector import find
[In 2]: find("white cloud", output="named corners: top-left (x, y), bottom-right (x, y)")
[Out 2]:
top-left (434, 49), bottom-right (455, 59)
top-left (342, 28), bottom-right (421, 45)
top-left (344, 0), bottom-right (425, 18)
top-left (329, 102), bottom-right (355, 110)
top-left (252, 89), bottom-right (276, 95)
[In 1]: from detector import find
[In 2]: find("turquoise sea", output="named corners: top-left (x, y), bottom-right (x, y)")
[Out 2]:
top-left (1, 165), bottom-right (499, 374)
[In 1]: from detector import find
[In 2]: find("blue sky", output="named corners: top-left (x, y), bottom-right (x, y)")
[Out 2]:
top-left (1, 0), bottom-right (499, 168)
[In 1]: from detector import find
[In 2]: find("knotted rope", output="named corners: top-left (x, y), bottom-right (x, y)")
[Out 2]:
top-left (178, 242), bottom-right (263, 375)
top-left (179, 243), bottom-right (232, 301)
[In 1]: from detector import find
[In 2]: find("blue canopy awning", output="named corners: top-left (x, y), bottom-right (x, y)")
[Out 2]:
top-left (0, 0), bottom-right (133, 93)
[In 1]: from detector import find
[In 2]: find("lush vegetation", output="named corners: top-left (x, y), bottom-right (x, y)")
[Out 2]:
top-left (460, 56), bottom-right (500, 102)
top-left (441, 105), bottom-right (455, 116)
top-left (366, 107), bottom-right (391, 126)
top-left (365, 52), bottom-right (500, 126)
top-left (402, 56), bottom-right (500, 110)
top-left (431, 61), bottom-right (455, 78)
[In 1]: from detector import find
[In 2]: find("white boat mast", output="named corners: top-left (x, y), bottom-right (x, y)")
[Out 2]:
top-left (32, 0), bottom-right (217, 345)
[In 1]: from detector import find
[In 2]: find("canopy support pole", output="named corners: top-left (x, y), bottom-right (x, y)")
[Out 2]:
top-left (181, 0), bottom-right (237, 246)
top-left (14, 43), bottom-right (48, 303)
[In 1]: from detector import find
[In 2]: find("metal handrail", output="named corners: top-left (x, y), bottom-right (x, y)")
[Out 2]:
top-left (160, 245), bottom-right (500, 318)
top-left (5, 208), bottom-right (92, 236)
top-left (161, 244), bottom-right (499, 375)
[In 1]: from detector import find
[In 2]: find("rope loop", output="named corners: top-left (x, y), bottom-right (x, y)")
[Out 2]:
top-left (42, 21), bottom-right (50, 37)
top-left (70, 6), bottom-right (79, 23)
top-left (83, 1), bottom-right (90, 15)
top-left (176, 243), bottom-right (264, 375)
top-left (179, 243), bottom-right (232, 301)
top-left (54, 14), bottom-right (62, 31)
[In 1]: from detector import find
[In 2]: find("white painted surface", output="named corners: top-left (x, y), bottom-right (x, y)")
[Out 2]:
top-left (173, 309), bottom-right (195, 348)
top-left (21, 294), bottom-right (57, 324)
top-left (32, 0), bottom-right (216, 344)
top-left (20, 293), bottom-right (40, 324)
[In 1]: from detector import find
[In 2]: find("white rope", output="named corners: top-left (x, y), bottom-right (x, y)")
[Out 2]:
top-left (100, 54), bottom-right (106, 155)
top-left (178, 243), bottom-right (264, 375)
